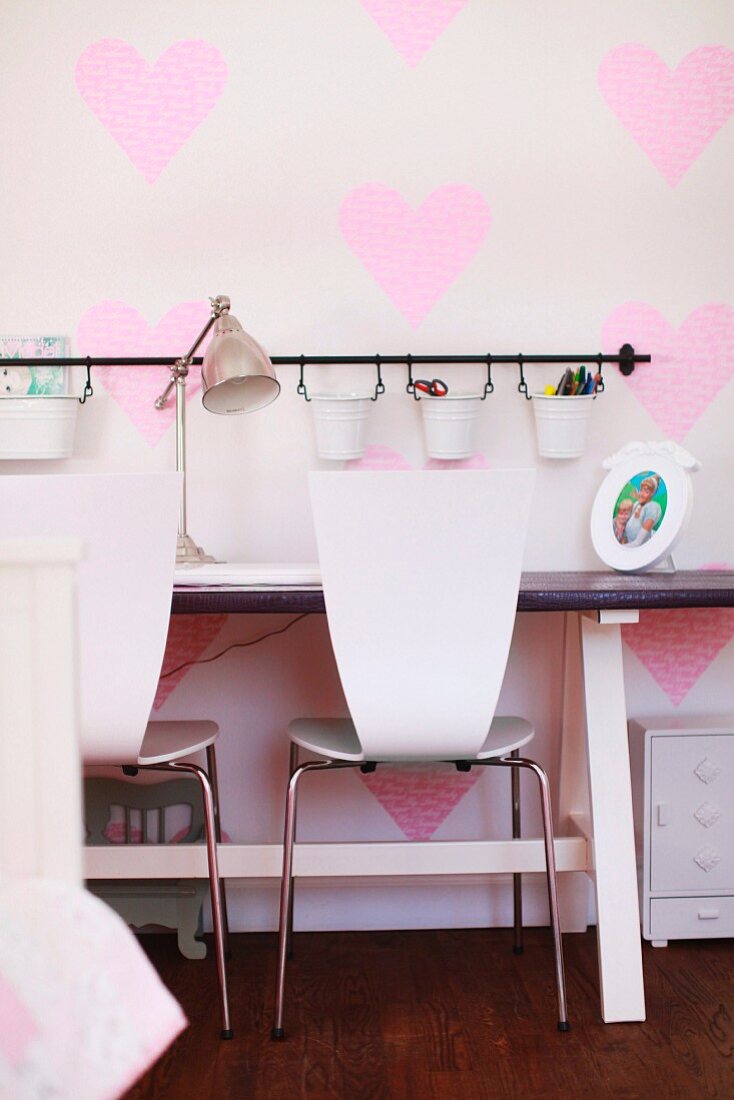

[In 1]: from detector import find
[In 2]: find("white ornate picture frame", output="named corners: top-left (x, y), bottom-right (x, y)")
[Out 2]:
top-left (590, 441), bottom-right (699, 573)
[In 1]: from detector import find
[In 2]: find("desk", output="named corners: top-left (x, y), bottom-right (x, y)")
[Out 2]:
top-left (89, 571), bottom-right (734, 1025)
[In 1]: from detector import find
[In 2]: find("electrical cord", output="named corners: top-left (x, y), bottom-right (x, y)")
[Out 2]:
top-left (160, 613), bottom-right (311, 679)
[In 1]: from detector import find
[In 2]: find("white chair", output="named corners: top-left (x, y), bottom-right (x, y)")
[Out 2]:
top-left (0, 473), bottom-right (232, 1039)
top-left (272, 469), bottom-right (568, 1038)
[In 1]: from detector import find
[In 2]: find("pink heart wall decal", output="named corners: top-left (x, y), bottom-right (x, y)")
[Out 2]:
top-left (424, 453), bottom-right (489, 469)
top-left (598, 44), bottom-right (734, 186)
top-left (76, 300), bottom-right (212, 446)
top-left (153, 615), bottom-right (228, 710)
top-left (75, 39), bottom-right (228, 183)
top-left (360, 763), bottom-right (482, 840)
top-left (622, 607), bottom-right (734, 706)
top-left (346, 444), bottom-right (412, 470)
top-left (340, 184), bottom-right (491, 328)
top-left (602, 302), bottom-right (734, 441)
top-left (358, 0), bottom-right (468, 67)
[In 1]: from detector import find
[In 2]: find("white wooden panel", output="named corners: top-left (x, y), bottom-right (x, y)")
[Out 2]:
top-left (581, 614), bottom-right (646, 1022)
top-left (84, 836), bottom-right (588, 879)
top-left (0, 541), bottom-right (82, 885)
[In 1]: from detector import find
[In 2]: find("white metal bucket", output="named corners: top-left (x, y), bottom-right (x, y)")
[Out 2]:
top-left (531, 394), bottom-right (594, 459)
top-left (420, 393), bottom-right (481, 460)
top-left (310, 393), bottom-right (372, 460)
top-left (0, 396), bottom-right (79, 459)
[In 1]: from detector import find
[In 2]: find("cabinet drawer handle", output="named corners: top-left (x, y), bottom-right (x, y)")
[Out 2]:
top-left (697, 909), bottom-right (720, 920)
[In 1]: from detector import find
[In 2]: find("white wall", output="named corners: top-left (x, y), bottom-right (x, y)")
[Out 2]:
top-left (2, 0), bottom-right (732, 930)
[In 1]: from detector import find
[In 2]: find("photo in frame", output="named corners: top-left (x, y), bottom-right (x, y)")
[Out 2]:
top-left (590, 442), bottom-right (699, 573)
top-left (0, 335), bottom-right (68, 396)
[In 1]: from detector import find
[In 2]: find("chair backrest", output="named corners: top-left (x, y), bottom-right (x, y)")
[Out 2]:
top-left (0, 473), bottom-right (179, 763)
top-left (309, 469), bottom-right (536, 760)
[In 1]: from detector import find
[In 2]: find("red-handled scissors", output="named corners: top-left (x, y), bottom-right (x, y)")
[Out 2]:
top-left (414, 378), bottom-right (449, 396)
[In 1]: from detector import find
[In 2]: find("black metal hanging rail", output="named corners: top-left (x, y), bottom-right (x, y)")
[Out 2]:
top-left (6, 344), bottom-right (650, 404)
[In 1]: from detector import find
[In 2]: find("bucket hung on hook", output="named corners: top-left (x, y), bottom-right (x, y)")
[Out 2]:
top-left (420, 392), bottom-right (482, 460)
top-left (531, 393), bottom-right (595, 460)
top-left (0, 396), bottom-right (79, 459)
top-left (310, 392), bottom-right (372, 460)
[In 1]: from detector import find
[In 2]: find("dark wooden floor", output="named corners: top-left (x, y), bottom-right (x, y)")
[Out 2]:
top-left (125, 928), bottom-right (734, 1099)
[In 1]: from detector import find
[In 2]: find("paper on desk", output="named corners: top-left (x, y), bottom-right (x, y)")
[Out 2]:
top-left (173, 562), bottom-right (322, 587)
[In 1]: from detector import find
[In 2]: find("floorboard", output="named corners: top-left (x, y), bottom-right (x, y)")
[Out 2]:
top-left (124, 929), bottom-right (734, 1099)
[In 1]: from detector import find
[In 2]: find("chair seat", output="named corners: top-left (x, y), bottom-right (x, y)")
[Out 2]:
top-left (137, 720), bottom-right (219, 766)
top-left (288, 715), bottom-right (534, 762)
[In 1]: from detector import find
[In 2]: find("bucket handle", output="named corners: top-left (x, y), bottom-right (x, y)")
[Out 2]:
top-left (520, 353), bottom-right (605, 400)
top-left (297, 354), bottom-right (384, 402)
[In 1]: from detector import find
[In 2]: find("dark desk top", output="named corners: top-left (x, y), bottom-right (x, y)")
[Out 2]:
top-left (171, 570), bottom-right (734, 615)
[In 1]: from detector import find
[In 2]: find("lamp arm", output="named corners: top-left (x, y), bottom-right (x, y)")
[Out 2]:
top-left (154, 296), bottom-right (229, 409)
top-left (178, 307), bottom-right (221, 367)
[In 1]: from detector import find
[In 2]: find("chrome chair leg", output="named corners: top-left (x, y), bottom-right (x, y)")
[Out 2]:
top-left (285, 741), bottom-right (300, 959)
top-left (529, 758), bottom-right (570, 1031)
top-left (206, 744), bottom-right (231, 958)
top-left (511, 748), bottom-right (523, 955)
top-left (487, 756), bottom-right (569, 1032)
top-left (152, 760), bottom-right (233, 1040)
top-left (272, 758), bottom-right (358, 1040)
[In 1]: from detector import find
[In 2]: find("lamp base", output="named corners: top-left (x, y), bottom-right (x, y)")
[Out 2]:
top-left (176, 533), bottom-right (216, 565)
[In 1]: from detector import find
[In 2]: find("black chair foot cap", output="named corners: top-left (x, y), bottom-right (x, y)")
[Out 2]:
top-left (558, 1021), bottom-right (571, 1032)
top-left (271, 1027), bottom-right (286, 1041)
top-left (513, 946), bottom-right (524, 955)
top-left (221, 1029), bottom-right (234, 1040)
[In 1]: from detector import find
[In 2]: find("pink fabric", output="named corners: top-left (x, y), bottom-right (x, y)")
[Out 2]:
top-left (0, 878), bottom-right (186, 1098)
top-left (0, 974), bottom-right (37, 1070)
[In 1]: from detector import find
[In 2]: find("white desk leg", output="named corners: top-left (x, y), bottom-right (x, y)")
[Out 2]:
top-left (581, 611), bottom-right (646, 1023)
top-left (557, 612), bottom-right (591, 933)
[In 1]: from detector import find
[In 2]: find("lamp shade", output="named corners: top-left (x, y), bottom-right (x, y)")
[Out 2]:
top-left (201, 313), bottom-right (280, 414)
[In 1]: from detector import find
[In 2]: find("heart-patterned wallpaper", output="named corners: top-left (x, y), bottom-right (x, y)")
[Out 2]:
top-left (15, 8), bottom-right (726, 865)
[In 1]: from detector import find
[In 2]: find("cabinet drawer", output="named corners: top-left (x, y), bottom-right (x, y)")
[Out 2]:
top-left (650, 896), bottom-right (734, 940)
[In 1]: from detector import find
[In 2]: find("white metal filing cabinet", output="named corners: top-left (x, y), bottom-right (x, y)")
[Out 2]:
top-left (629, 718), bottom-right (734, 947)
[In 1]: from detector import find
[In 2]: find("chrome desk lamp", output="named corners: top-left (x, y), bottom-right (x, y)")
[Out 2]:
top-left (154, 295), bottom-right (280, 564)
